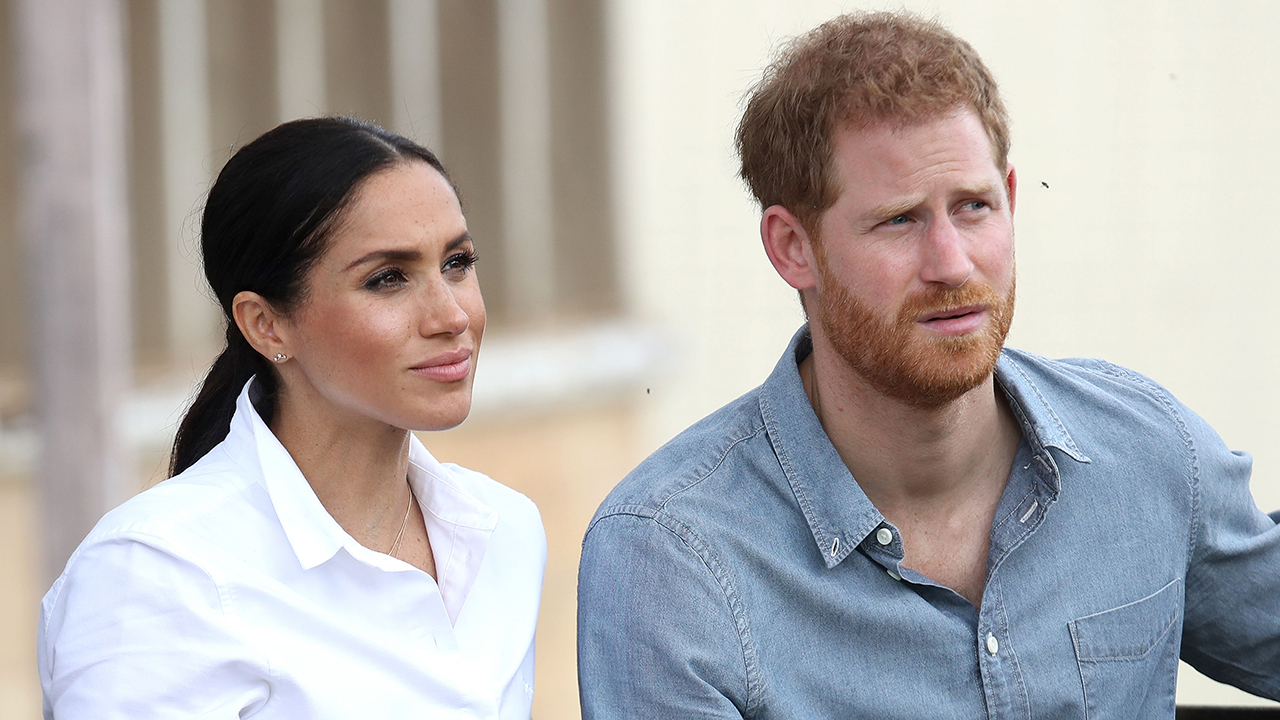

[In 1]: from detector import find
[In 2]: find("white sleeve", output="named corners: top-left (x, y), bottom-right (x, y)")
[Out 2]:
top-left (39, 535), bottom-right (271, 719)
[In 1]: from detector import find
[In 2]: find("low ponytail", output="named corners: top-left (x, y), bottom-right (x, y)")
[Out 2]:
top-left (166, 117), bottom-right (453, 478)
top-left (169, 326), bottom-right (274, 476)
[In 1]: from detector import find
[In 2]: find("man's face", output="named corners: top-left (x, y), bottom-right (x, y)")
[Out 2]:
top-left (809, 107), bottom-right (1016, 408)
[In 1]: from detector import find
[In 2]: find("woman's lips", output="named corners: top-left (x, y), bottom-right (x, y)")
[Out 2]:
top-left (918, 305), bottom-right (987, 335)
top-left (411, 348), bottom-right (472, 383)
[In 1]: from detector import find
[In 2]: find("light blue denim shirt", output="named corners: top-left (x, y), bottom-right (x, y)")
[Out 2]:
top-left (578, 326), bottom-right (1280, 719)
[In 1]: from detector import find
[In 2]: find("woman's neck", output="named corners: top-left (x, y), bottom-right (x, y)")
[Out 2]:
top-left (269, 381), bottom-right (414, 552)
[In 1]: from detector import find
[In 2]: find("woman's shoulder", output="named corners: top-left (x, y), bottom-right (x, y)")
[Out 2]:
top-left (62, 443), bottom-right (271, 582)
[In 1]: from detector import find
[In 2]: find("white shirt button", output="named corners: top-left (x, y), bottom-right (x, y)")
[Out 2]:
top-left (986, 633), bottom-right (999, 655)
top-left (876, 528), bottom-right (893, 546)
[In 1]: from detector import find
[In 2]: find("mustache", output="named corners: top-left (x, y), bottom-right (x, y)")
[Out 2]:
top-left (897, 282), bottom-right (1005, 324)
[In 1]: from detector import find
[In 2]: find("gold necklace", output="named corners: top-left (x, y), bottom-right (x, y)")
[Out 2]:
top-left (388, 484), bottom-right (415, 559)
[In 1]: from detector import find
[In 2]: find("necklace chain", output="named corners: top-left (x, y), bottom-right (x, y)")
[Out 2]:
top-left (388, 483), bottom-right (414, 559)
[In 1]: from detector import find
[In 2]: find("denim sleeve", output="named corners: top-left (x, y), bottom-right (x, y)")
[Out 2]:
top-left (1178, 401), bottom-right (1280, 700)
top-left (578, 510), bottom-right (750, 719)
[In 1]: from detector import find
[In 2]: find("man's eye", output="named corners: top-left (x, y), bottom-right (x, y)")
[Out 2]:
top-left (364, 269), bottom-right (407, 290)
top-left (885, 214), bottom-right (910, 226)
top-left (962, 200), bottom-right (988, 211)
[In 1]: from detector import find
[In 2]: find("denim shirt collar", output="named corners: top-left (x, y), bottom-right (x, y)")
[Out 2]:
top-left (758, 325), bottom-right (1091, 569)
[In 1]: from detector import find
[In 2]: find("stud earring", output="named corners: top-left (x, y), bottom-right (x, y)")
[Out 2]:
top-left (273, 353), bottom-right (287, 363)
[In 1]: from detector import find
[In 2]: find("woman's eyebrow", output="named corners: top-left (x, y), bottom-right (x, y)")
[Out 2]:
top-left (343, 233), bottom-right (470, 271)
top-left (344, 249), bottom-right (422, 271)
top-left (444, 232), bottom-right (472, 251)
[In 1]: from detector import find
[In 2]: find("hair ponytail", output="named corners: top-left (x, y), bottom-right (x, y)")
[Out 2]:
top-left (167, 117), bottom-right (452, 477)
top-left (169, 325), bottom-right (275, 475)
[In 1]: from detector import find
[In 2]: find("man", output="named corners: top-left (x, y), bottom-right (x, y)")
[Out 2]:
top-left (577, 11), bottom-right (1280, 719)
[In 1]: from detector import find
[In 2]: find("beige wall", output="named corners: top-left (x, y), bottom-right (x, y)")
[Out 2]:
top-left (607, 0), bottom-right (1280, 707)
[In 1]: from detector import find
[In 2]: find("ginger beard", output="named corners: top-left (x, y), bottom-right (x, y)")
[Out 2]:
top-left (812, 243), bottom-right (1015, 409)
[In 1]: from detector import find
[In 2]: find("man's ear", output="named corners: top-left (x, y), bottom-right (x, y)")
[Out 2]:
top-left (232, 291), bottom-right (291, 362)
top-left (1005, 163), bottom-right (1017, 215)
top-left (761, 205), bottom-right (819, 292)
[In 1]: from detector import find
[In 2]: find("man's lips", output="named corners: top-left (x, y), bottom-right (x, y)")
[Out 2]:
top-left (917, 305), bottom-right (987, 334)
top-left (410, 347), bottom-right (473, 383)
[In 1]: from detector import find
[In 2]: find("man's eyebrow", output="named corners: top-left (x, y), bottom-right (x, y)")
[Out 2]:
top-left (343, 233), bottom-right (471, 271)
top-left (956, 182), bottom-right (1001, 199)
top-left (865, 183), bottom-right (1002, 221)
top-left (866, 197), bottom-right (922, 222)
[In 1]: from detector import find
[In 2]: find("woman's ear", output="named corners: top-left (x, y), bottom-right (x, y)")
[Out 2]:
top-left (232, 291), bottom-right (290, 362)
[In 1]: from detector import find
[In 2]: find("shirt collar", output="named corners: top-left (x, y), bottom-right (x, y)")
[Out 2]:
top-left (227, 379), bottom-right (499, 582)
top-left (407, 441), bottom-right (498, 623)
top-left (758, 327), bottom-right (885, 569)
top-left (228, 379), bottom-right (353, 570)
top-left (993, 349), bottom-right (1092, 470)
top-left (758, 326), bottom-right (1090, 569)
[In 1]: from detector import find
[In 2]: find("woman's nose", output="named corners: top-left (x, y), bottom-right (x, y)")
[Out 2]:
top-left (418, 279), bottom-right (471, 337)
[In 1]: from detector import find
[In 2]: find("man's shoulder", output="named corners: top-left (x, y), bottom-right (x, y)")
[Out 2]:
top-left (999, 347), bottom-right (1201, 451)
top-left (1001, 347), bottom-right (1182, 411)
top-left (593, 386), bottom-right (770, 521)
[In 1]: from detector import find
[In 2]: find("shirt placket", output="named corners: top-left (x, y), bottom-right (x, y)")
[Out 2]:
top-left (977, 448), bottom-right (1060, 719)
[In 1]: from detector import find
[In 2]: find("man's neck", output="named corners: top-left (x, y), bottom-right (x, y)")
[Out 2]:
top-left (798, 342), bottom-right (1021, 520)
top-left (799, 341), bottom-right (1022, 607)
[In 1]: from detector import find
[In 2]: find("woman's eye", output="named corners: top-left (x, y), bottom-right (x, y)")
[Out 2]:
top-left (443, 250), bottom-right (478, 275)
top-left (364, 268), bottom-right (408, 290)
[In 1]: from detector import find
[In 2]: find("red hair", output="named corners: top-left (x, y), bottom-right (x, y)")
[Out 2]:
top-left (736, 11), bottom-right (1010, 234)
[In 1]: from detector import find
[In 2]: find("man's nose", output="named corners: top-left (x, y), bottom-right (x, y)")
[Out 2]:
top-left (918, 218), bottom-right (974, 288)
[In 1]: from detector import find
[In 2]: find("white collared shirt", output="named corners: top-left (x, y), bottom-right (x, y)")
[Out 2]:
top-left (38, 381), bottom-right (546, 719)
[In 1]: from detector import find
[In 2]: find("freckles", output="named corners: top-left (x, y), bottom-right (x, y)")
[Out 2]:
top-left (309, 302), bottom-right (405, 367)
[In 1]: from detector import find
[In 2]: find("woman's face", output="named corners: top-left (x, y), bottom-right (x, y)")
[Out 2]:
top-left (278, 160), bottom-right (485, 432)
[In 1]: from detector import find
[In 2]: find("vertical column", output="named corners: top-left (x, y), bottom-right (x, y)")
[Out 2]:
top-left (158, 0), bottom-right (217, 358)
top-left (388, 0), bottom-right (442, 147)
top-left (276, 0), bottom-right (327, 120)
top-left (498, 0), bottom-right (555, 320)
top-left (15, 0), bottom-right (133, 584)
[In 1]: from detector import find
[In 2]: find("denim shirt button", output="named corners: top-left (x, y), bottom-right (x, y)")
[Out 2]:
top-left (876, 528), bottom-right (894, 546)
top-left (985, 633), bottom-right (999, 655)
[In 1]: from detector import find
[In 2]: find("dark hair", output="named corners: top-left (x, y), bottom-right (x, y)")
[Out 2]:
top-left (169, 117), bottom-right (454, 476)
top-left (736, 11), bottom-right (1009, 236)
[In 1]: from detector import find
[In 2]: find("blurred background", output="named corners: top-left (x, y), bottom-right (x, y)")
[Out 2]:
top-left (2, 0), bottom-right (1279, 717)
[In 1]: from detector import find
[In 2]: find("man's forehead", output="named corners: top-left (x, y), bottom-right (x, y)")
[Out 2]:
top-left (829, 111), bottom-right (1004, 189)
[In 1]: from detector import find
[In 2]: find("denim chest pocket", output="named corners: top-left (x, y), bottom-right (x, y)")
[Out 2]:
top-left (1069, 577), bottom-right (1183, 720)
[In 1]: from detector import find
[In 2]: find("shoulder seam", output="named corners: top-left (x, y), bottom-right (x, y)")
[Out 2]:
top-left (587, 421), bottom-right (768, 535)
top-left (1090, 361), bottom-right (1201, 561)
top-left (656, 422), bottom-right (767, 513)
top-left (646, 510), bottom-right (764, 715)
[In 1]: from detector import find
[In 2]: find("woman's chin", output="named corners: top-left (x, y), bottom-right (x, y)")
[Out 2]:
top-left (404, 399), bottom-right (473, 433)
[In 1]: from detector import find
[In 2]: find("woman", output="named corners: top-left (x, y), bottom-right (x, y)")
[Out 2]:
top-left (37, 118), bottom-right (546, 718)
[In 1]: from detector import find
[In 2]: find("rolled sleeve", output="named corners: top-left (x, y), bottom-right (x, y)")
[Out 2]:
top-left (577, 510), bottom-right (750, 719)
